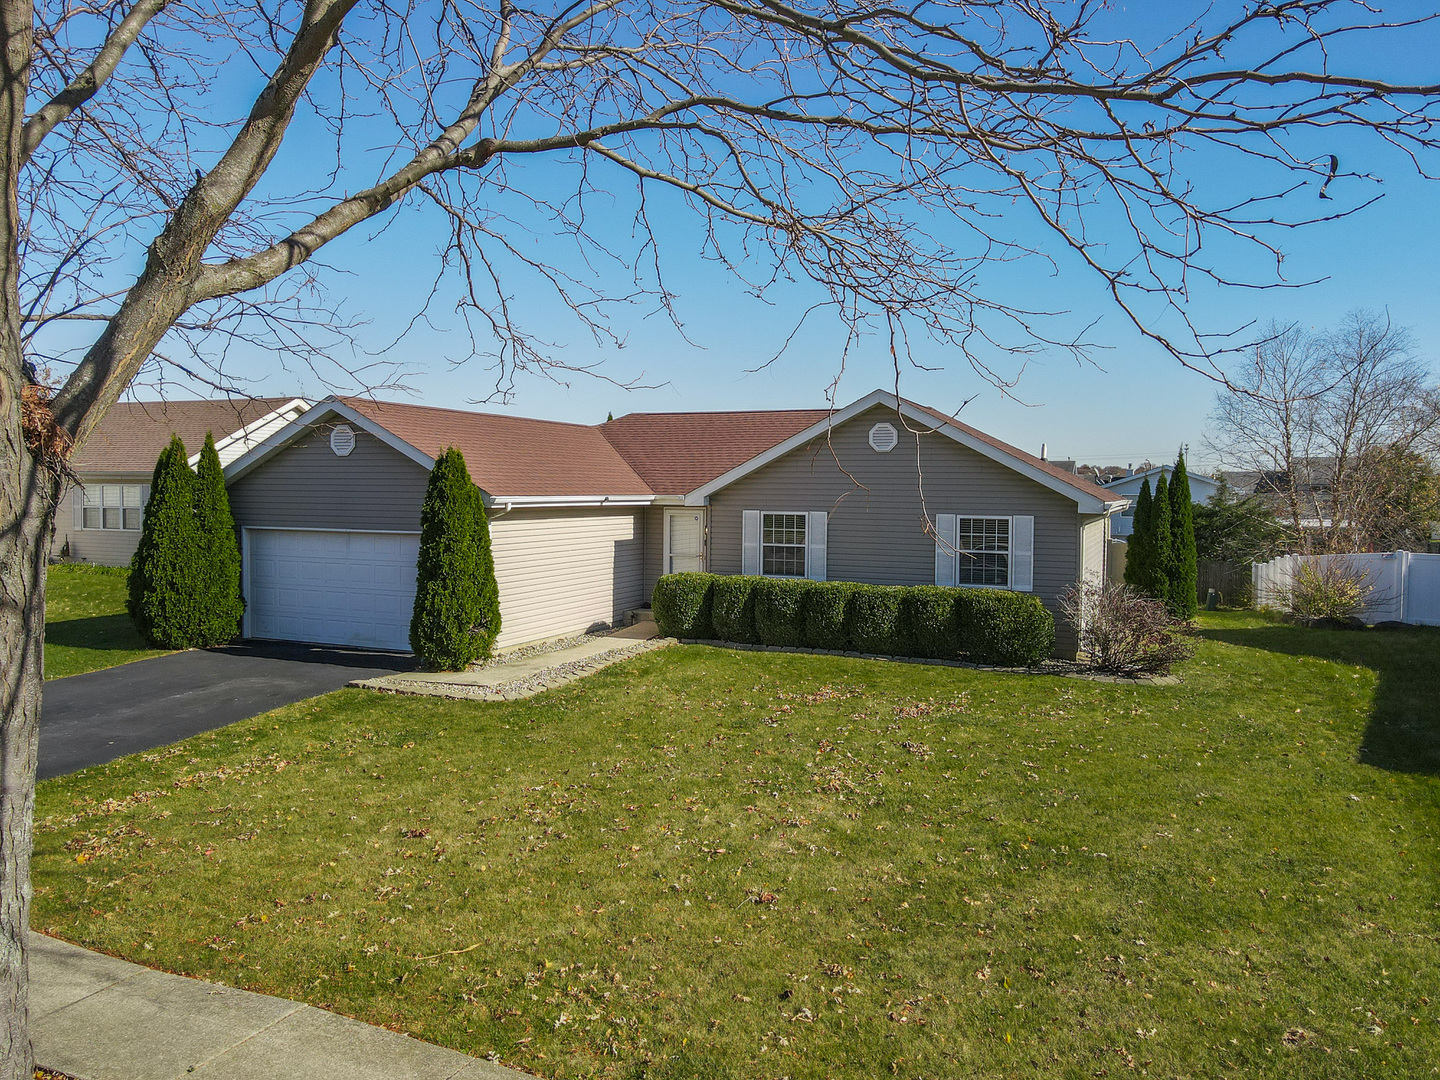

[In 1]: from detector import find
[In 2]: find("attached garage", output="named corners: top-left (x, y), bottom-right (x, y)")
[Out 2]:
top-left (224, 399), bottom-right (660, 655)
top-left (244, 529), bottom-right (419, 651)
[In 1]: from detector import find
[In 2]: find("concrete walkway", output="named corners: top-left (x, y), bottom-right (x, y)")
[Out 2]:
top-left (352, 623), bottom-right (673, 701)
top-left (31, 933), bottom-right (524, 1080)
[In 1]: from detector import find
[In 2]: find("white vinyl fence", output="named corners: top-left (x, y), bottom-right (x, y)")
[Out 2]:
top-left (1252, 551), bottom-right (1440, 626)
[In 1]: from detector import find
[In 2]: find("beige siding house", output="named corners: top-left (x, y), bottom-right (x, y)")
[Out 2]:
top-left (220, 389), bottom-right (1123, 657)
top-left (54, 397), bottom-right (310, 566)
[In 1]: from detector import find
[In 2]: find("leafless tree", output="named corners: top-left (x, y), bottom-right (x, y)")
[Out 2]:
top-left (4, 1), bottom-right (1440, 1073)
top-left (1206, 321), bottom-right (1326, 541)
top-left (1207, 310), bottom-right (1440, 551)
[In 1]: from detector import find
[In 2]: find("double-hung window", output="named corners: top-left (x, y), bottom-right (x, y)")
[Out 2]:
top-left (935, 513), bottom-right (1033, 592)
top-left (761, 512), bottom-right (807, 577)
top-left (955, 517), bottom-right (1010, 587)
top-left (81, 484), bottom-right (144, 531)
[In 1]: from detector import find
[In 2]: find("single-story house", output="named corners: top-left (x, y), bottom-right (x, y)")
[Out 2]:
top-left (1103, 464), bottom-right (1219, 538)
top-left (53, 397), bottom-right (311, 566)
top-left (222, 389), bottom-right (1125, 656)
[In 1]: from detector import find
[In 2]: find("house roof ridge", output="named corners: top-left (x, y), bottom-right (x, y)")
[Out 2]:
top-left (604, 406), bottom-right (832, 421)
top-left (335, 395), bottom-right (604, 433)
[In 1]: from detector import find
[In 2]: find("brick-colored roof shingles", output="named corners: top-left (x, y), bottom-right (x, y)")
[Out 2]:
top-left (93, 392), bottom-right (1121, 507)
top-left (341, 398), bottom-right (653, 498)
top-left (72, 398), bottom-right (294, 475)
top-left (599, 409), bottom-right (831, 496)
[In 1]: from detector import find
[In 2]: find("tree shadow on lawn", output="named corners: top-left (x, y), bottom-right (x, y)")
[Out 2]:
top-left (1199, 620), bottom-right (1440, 777)
top-left (44, 613), bottom-right (148, 653)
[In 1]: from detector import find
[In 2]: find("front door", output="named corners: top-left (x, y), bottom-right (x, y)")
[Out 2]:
top-left (665, 509), bottom-right (705, 574)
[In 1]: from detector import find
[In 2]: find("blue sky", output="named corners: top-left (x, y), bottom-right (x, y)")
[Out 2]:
top-left (127, 2), bottom-right (1440, 474)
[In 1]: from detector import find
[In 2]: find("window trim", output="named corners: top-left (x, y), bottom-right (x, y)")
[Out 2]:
top-left (760, 510), bottom-right (808, 579)
top-left (952, 515), bottom-right (1012, 590)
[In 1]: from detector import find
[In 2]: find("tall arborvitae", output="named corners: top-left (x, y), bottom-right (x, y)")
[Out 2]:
top-left (1124, 478), bottom-right (1155, 595)
top-left (1168, 451), bottom-right (1199, 618)
top-left (193, 431), bottom-right (246, 645)
top-left (128, 435), bottom-right (202, 647)
top-left (1151, 472), bottom-right (1176, 608)
top-left (410, 448), bottom-right (502, 670)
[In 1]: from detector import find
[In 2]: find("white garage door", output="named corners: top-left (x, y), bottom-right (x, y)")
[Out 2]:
top-left (245, 529), bottom-right (420, 651)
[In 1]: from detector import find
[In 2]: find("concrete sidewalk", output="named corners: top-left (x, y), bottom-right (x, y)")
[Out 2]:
top-left (30, 934), bottom-right (524, 1080)
top-left (352, 623), bottom-right (673, 701)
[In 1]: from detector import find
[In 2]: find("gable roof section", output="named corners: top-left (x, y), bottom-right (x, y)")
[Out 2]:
top-left (686, 390), bottom-right (1125, 513)
top-left (342, 398), bottom-right (653, 498)
top-left (226, 397), bottom-right (655, 500)
top-left (72, 397), bottom-right (302, 475)
top-left (225, 389), bottom-right (1126, 512)
top-left (600, 408), bottom-right (830, 496)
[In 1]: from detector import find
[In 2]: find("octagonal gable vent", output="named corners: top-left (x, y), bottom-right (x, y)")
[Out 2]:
top-left (330, 423), bottom-right (356, 457)
top-left (868, 421), bottom-right (899, 453)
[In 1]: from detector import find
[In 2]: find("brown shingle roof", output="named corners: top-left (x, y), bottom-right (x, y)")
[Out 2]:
top-left (340, 398), bottom-right (653, 498)
top-left (73, 397), bottom-right (295, 475)
top-left (599, 409), bottom-right (831, 496)
top-left (330, 395), bottom-right (1121, 505)
top-left (904, 400), bottom-right (1121, 505)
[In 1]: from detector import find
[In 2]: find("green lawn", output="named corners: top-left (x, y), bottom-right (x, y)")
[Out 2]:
top-left (31, 613), bottom-right (1440, 1078)
top-left (44, 565), bottom-right (169, 679)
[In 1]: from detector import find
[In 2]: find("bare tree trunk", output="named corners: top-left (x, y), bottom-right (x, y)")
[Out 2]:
top-left (0, 461), bottom-right (50, 1080)
top-left (0, 2), bottom-right (38, 1076)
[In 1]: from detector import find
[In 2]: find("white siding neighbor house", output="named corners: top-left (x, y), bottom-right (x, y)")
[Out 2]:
top-left (1104, 464), bottom-right (1219, 538)
top-left (53, 397), bottom-right (310, 567)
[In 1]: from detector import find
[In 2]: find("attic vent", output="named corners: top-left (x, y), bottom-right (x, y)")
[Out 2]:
top-left (868, 422), bottom-right (899, 453)
top-left (330, 424), bottom-right (356, 457)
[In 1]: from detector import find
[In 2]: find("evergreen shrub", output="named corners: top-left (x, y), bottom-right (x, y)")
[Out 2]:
top-left (649, 574), bottom-right (1056, 664)
top-left (192, 431), bottom-right (245, 646)
top-left (901, 586), bottom-right (961, 659)
top-left (845, 585), bottom-right (907, 655)
top-left (1124, 478), bottom-right (1156, 597)
top-left (651, 572), bottom-right (716, 638)
top-left (1168, 453), bottom-right (1199, 618)
top-left (802, 582), bottom-right (856, 650)
top-left (410, 448), bottom-right (501, 670)
top-left (1151, 473), bottom-right (1176, 607)
top-left (954, 589), bottom-right (1055, 666)
top-left (709, 576), bottom-right (763, 643)
top-left (127, 435), bottom-right (202, 647)
top-left (753, 578), bottom-right (812, 647)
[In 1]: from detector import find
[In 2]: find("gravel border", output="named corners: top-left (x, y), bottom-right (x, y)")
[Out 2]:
top-left (466, 629), bottom-right (613, 670)
top-left (363, 638), bottom-right (674, 702)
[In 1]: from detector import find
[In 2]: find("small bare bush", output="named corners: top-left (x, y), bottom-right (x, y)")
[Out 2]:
top-left (1270, 558), bottom-right (1374, 622)
top-left (1061, 581), bottom-right (1195, 677)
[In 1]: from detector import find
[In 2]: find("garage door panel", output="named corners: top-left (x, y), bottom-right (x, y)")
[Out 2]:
top-left (245, 529), bottom-right (419, 651)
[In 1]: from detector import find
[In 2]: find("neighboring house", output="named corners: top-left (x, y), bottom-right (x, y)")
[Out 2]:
top-left (54, 397), bottom-right (311, 566)
top-left (1103, 464), bottom-right (1220, 537)
top-left (222, 389), bottom-right (1125, 656)
top-left (1223, 459), bottom-right (1337, 528)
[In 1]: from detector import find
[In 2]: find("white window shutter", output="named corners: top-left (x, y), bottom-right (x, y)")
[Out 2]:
top-left (1010, 515), bottom-right (1035, 592)
top-left (935, 514), bottom-right (957, 586)
top-left (806, 511), bottom-right (827, 581)
top-left (742, 510), bottom-right (761, 575)
top-left (72, 486), bottom-right (85, 530)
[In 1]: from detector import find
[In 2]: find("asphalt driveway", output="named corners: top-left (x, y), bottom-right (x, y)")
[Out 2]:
top-left (39, 643), bottom-right (416, 780)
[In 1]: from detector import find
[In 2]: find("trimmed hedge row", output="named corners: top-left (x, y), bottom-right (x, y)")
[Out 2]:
top-left (652, 573), bottom-right (1054, 666)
